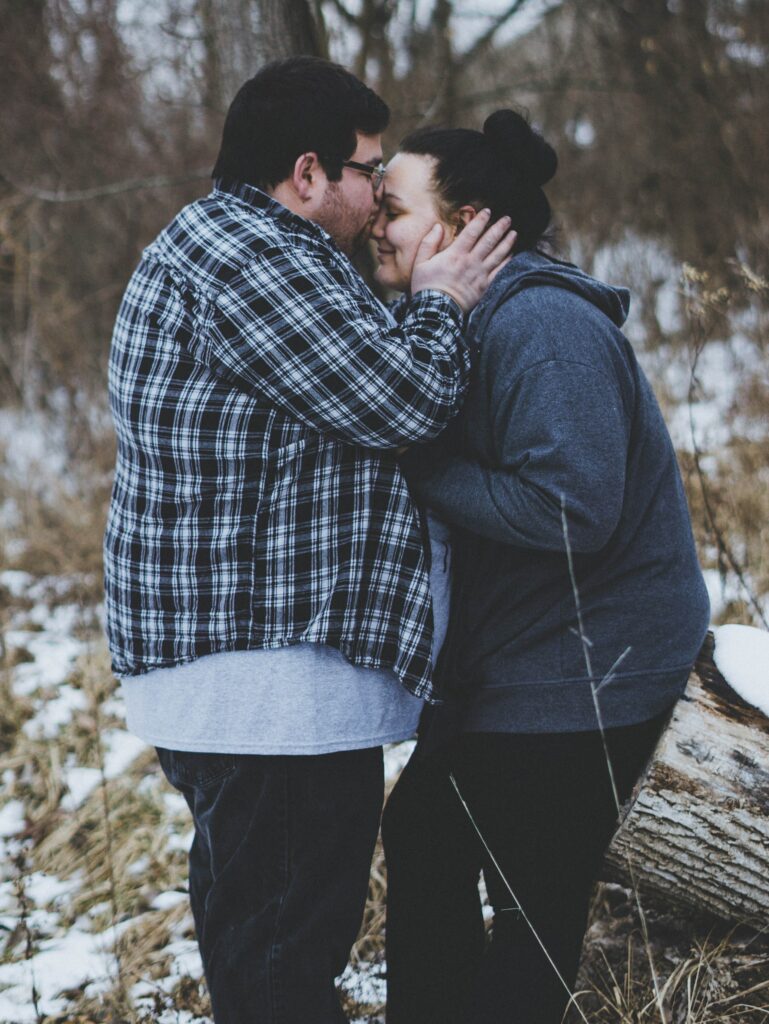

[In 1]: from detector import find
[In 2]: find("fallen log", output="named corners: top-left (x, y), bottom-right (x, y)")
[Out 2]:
top-left (603, 631), bottom-right (769, 928)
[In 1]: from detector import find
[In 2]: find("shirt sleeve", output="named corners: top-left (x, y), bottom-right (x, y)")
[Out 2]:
top-left (203, 243), bottom-right (469, 449)
top-left (401, 359), bottom-right (630, 553)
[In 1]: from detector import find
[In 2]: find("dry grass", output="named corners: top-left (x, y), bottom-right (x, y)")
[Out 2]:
top-left (574, 884), bottom-right (769, 1024)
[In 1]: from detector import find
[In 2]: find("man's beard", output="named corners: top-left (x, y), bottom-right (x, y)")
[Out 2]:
top-left (314, 182), bottom-right (371, 256)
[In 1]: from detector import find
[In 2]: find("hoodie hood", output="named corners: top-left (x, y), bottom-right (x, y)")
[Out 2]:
top-left (470, 250), bottom-right (631, 342)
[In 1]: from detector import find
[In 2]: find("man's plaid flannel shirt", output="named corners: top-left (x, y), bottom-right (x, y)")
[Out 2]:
top-left (104, 180), bottom-right (470, 699)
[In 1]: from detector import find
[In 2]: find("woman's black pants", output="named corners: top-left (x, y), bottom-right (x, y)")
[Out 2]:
top-left (382, 715), bottom-right (667, 1024)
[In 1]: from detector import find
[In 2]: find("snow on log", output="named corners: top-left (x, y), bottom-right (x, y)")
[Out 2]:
top-left (603, 628), bottom-right (769, 928)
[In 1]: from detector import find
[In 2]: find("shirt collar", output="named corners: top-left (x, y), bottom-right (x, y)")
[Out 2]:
top-left (212, 177), bottom-right (335, 248)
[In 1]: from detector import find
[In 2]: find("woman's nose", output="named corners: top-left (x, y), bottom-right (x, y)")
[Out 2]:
top-left (371, 207), bottom-right (386, 239)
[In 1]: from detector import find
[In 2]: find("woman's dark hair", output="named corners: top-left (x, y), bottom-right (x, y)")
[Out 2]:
top-left (212, 56), bottom-right (390, 190)
top-left (400, 109), bottom-right (557, 251)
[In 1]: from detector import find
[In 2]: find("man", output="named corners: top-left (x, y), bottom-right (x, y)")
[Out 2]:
top-left (104, 56), bottom-right (513, 1023)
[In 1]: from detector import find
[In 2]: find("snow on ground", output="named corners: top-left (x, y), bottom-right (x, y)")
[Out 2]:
top-left (699, 566), bottom-right (764, 624)
top-left (337, 960), bottom-right (387, 1014)
top-left (0, 569), bottom-right (398, 1022)
top-left (1, 575), bottom-right (85, 705)
top-left (384, 739), bottom-right (415, 782)
top-left (0, 924), bottom-right (117, 1024)
top-left (0, 802), bottom-right (25, 842)
top-left (661, 334), bottom-right (764, 455)
top-left (0, 569), bottom-right (171, 1021)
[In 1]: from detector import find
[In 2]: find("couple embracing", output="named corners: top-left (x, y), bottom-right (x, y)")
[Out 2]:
top-left (104, 56), bottom-right (709, 1024)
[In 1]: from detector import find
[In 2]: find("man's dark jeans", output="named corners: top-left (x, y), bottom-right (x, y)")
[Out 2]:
top-left (156, 746), bottom-right (384, 1024)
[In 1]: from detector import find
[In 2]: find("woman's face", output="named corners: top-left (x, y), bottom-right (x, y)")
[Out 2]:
top-left (372, 153), bottom-right (453, 293)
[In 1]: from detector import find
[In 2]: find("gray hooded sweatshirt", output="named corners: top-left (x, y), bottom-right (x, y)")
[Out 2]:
top-left (402, 250), bottom-right (710, 734)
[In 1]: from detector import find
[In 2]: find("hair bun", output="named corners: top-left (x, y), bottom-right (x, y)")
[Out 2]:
top-left (482, 109), bottom-right (557, 187)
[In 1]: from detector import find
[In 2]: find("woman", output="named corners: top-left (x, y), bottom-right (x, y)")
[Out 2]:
top-left (374, 111), bottom-right (710, 1024)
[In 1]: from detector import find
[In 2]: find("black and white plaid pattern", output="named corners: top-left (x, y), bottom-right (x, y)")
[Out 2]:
top-left (104, 180), bottom-right (469, 698)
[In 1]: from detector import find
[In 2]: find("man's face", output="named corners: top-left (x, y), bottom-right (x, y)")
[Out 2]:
top-left (315, 133), bottom-right (383, 255)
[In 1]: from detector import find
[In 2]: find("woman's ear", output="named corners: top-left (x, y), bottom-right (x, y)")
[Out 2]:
top-left (453, 205), bottom-right (481, 236)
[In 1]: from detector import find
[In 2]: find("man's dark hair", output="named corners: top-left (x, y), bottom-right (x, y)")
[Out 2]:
top-left (212, 56), bottom-right (389, 190)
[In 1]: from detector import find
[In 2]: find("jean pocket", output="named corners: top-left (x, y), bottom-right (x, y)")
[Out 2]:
top-left (157, 747), bottom-right (238, 791)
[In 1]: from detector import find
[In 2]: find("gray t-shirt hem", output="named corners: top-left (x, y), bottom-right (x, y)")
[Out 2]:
top-left (121, 512), bottom-right (451, 756)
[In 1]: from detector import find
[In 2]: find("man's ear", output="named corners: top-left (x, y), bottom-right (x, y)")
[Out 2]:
top-left (291, 152), bottom-right (323, 201)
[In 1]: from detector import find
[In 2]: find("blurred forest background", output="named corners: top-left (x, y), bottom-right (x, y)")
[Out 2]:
top-left (0, 1), bottom-right (768, 1022)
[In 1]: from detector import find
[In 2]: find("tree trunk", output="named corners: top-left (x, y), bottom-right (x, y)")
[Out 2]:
top-left (604, 633), bottom-right (769, 929)
top-left (256, 0), bottom-right (327, 60)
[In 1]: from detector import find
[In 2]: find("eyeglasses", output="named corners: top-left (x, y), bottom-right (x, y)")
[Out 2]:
top-left (342, 160), bottom-right (386, 191)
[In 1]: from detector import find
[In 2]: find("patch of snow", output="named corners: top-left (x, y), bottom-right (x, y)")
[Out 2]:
top-left (0, 925), bottom-right (116, 1021)
top-left (0, 408), bottom-right (72, 489)
top-left (127, 855), bottom-right (150, 877)
top-left (132, 943), bottom-right (210, 1024)
top-left (167, 826), bottom-right (195, 853)
top-left (0, 801), bottom-right (25, 838)
top-left (662, 334), bottom-right (766, 454)
top-left (0, 570), bottom-right (34, 596)
top-left (100, 696), bottom-right (126, 719)
top-left (23, 684), bottom-right (87, 738)
top-left (151, 890), bottom-right (188, 911)
top-left (160, 937), bottom-right (204, 978)
top-left (163, 791), bottom-right (190, 817)
top-left (713, 624), bottom-right (769, 717)
top-left (23, 872), bottom-right (78, 906)
top-left (702, 569), bottom-right (729, 622)
top-left (384, 740), bottom-right (415, 783)
top-left (61, 766), bottom-right (101, 808)
top-left (337, 959), bottom-right (387, 1008)
top-left (587, 235), bottom-right (683, 340)
top-left (101, 730), bottom-right (148, 777)
top-left (12, 629), bottom-right (84, 697)
top-left (664, 342), bottom-right (735, 453)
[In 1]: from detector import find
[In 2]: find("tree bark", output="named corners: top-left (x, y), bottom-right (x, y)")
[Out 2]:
top-left (604, 633), bottom-right (769, 929)
top-left (256, 0), bottom-right (327, 60)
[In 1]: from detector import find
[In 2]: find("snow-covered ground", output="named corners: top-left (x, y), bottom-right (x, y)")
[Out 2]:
top-left (0, 572), bottom-right (154, 1022)
top-left (0, 567), bottom-right (411, 1022)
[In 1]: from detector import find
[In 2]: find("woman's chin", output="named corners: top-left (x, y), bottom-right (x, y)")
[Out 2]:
top-left (375, 265), bottom-right (408, 294)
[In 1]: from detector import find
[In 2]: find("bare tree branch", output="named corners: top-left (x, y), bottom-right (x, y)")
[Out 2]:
top-left (0, 169), bottom-right (211, 204)
top-left (393, 75), bottom-right (647, 125)
top-left (456, 0), bottom-right (534, 70)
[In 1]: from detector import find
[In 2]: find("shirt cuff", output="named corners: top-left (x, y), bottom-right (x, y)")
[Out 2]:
top-left (408, 289), bottom-right (465, 329)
